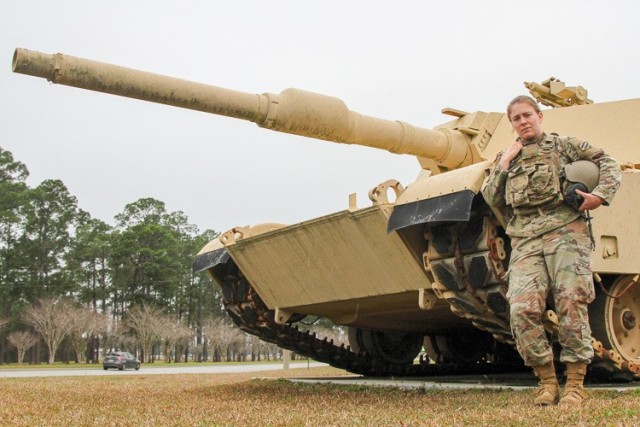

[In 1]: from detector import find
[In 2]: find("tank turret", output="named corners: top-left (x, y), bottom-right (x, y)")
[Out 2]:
top-left (13, 48), bottom-right (640, 382)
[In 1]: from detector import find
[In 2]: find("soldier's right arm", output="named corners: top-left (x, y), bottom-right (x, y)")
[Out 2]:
top-left (481, 154), bottom-right (509, 208)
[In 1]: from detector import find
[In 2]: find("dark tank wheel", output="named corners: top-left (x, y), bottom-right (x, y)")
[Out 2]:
top-left (589, 274), bottom-right (640, 381)
top-left (348, 327), bottom-right (423, 365)
top-left (347, 326), bottom-right (364, 355)
top-left (423, 332), bottom-right (492, 364)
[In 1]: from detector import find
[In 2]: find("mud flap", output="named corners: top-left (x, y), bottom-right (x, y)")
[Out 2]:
top-left (192, 247), bottom-right (230, 274)
top-left (387, 189), bottom-right (476, 233)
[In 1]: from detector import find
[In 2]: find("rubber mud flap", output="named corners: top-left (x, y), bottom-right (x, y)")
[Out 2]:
top-left (387, 190), bottom-right (476, 233)
top-left (192, 247), bottom-right (230, 273)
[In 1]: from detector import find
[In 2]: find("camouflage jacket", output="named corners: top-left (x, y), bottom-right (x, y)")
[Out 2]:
top-left (481, 133), bottom-right (621, 237)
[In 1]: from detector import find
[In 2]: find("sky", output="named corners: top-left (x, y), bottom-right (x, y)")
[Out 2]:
top-left (1, 1), bottom-right (639, 235)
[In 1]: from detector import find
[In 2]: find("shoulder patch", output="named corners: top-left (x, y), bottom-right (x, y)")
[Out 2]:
top-left (579, 141), bottom-right (592, 151)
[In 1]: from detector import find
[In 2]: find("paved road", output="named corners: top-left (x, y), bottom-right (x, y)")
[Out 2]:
top-left (0, 362), bottom-right (325, 378)
top-left (290, 372), bottom-right (640, 392)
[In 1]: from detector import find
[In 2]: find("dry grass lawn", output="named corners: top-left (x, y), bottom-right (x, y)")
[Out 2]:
top-left (1, 366), bottom-right (639, 426)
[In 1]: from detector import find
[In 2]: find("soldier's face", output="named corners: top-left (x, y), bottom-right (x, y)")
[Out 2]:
top-left (509, 102), bottom-right (543, 142)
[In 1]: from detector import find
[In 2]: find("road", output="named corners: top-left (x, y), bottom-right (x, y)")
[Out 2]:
top-left (290, 373), bottom-right (639, 392)
top-left (0, 361), bottom-right (325, 378)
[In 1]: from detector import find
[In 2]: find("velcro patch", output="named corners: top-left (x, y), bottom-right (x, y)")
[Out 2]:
top-left (579, 141), bottom-right (592, 151)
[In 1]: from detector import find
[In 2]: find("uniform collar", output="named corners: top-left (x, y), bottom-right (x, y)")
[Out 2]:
top-left (517, 133), bottom-right (546, 147)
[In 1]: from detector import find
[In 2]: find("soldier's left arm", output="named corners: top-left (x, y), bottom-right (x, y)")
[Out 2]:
top-left (565, 136), bottom-right (622, 206)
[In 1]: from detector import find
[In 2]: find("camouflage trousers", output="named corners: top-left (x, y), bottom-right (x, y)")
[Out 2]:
top-left (507, 217), bottom-right (595, 367)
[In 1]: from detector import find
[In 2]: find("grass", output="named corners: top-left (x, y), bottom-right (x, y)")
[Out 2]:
top-left (1, 366), bottom-right (639, 426)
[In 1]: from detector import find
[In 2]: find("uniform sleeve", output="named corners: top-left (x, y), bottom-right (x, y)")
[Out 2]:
top-left (481, 153), bottom-right (509, 208)
top-left (564, 136), bottom-right (622, 205)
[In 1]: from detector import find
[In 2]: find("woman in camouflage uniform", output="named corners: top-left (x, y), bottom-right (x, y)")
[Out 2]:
top-left (481, 96), bottom-right (621, 406)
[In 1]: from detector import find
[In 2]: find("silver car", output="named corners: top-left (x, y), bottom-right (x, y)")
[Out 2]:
top-left (103, 352), bottom-right (141, 371)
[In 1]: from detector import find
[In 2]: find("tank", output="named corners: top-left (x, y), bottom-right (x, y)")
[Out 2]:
top-left (13, 48), bottom-right (640, 381)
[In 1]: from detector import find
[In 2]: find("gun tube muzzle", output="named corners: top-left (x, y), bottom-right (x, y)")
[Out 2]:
top-left (13, 48), bottom-right (472, 169)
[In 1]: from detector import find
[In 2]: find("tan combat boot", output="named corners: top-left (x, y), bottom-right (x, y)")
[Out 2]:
top-left (559, 362), bottom-right (588, 406)
top-left (532, 363), bottom-right (560, 406)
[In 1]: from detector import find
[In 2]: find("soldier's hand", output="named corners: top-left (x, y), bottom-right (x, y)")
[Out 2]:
top-left (499, 140), bottom-right (524, 170)
top-left (576, 189), bottom-right (604, 212)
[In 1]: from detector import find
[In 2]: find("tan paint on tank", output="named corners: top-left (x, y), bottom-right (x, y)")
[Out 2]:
top-left (591, 170), bottom-right (640, 272)
top-left (224, 205), bottom-right (432, 310)
top-left (395, 160), bottom-right (491, 206)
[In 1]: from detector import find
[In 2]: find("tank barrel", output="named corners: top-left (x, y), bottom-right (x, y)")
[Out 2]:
top-left (13, 48), bottom-right (473, 169)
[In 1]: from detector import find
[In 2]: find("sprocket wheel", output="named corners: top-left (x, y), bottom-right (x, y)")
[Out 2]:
top-left (589, 274), bottom-right (640, 380)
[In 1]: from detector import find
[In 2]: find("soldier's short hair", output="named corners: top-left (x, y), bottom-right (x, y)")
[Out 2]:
top-left (507, 95), bottom-right (541, 122)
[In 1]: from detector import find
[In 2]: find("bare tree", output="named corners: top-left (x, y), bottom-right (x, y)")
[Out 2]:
top-left (207, 319), bottom-right (249, 362)
top-left (7, 331), bottom-right (38, 364)
top-left (86, 312), bottom-right (109, 363)
top-left (174, 323), bottom-right (193, 363)
top-left (202, 316), bottom-right (243, 362)
top-left (229, 334), bottom-right (250, 361)
top-left (165, 319), bottom-right (193, 363)
top-left (23, 298), bottom-right (76, 364)
top-left (162, 317), bottom-right (192, 363)
top-left (0, 318), bottom-right (8, 330)
top-left (68, 306), bottom-right (108, 363)
top-left (103, 317), bottom-right (127, 355)
top-left (251, 335), bottom-right (261, 361)
top-left (201, 316), bottom-right (219, 361)
top-left (264, 342), bottom-right (280, 361)
top-left (190, 344), bottom-right (203, 362)
top-left (126, 304), bottom-right (164, 363)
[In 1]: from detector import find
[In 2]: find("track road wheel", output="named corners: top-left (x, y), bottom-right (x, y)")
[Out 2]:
top-left (359, 329), bottom-right (423, 365)
top-left (589, 274), bottom-right (640, 381)
top-left (347, 326), bottom-right (364, 355)
top-left (424, 332), bottom-right (493, 365)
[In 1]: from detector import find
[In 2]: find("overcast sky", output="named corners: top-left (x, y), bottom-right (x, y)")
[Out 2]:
top-left (1, 1), bottom-right (638, 234)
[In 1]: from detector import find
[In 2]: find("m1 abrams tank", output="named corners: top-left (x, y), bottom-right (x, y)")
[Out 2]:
top-left (13, 49), bottom-right (640, 382)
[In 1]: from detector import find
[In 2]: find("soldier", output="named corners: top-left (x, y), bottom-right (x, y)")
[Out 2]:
top-left (481, 95), bottom-right (621, 406)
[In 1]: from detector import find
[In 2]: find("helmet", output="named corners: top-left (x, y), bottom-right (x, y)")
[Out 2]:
top-left (563, 160), bottom-right (600, 210)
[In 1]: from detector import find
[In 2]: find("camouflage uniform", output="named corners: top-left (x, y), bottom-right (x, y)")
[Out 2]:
top-left (481, 133), bottom-right (621, 367)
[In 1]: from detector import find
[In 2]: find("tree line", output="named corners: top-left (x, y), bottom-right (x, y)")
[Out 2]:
top-left (0, 146), bottom-right (311, 364)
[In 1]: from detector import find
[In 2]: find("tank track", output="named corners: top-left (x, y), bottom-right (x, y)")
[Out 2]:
top-left (212, 213), bottom-right (637, 381)
top-left (216, 261), bottom-right (523, 377)
top-left (425, 214), bottom-right (640, 382)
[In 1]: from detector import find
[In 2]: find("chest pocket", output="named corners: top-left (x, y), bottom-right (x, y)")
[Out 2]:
top-left (506, 158), bottom-right (561, 208)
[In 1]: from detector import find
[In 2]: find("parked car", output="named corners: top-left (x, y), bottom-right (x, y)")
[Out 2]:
top-left (103, 352), bottom-right (141, 371)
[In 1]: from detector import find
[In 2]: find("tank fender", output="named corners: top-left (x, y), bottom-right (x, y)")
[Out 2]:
top-left (388, 160), bottom-right (491, 232)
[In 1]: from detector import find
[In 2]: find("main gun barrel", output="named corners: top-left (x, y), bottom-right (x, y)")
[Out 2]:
top-left (13, 48), bottom-right (473, 169)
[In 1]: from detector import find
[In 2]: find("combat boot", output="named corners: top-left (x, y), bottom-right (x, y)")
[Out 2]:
top-left (559, 362), bottom-right (588, 406)
top-left (532, 363), bottom-right (560, 406)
